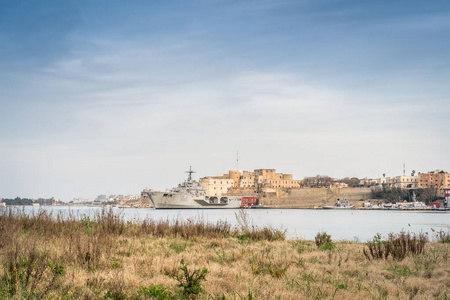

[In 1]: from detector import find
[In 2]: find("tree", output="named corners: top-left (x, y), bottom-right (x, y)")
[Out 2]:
top-left (418, 187), bottom-right (437, 204)
top-left (302, 175), bottom-right (332, 188)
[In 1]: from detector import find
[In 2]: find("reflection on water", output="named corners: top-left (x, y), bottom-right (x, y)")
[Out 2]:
top-left (8, 206), bottom-right (450, 241)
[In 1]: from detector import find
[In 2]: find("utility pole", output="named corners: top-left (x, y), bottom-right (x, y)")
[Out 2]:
top-left (236, 150), bottom-right (239, 171)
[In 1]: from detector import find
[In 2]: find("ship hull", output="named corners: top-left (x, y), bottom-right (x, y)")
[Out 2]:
top-left (149, 192), bottom-right (242, 209)
top-left (322, 206), bottom-right (354, 209)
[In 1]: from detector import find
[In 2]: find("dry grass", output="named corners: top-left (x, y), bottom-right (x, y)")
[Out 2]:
top-left (0, 208), bottom-right (449, 299)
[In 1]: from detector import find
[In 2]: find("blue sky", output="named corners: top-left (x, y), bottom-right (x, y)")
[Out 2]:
top-left (1, 0), bottom-right (449, 200)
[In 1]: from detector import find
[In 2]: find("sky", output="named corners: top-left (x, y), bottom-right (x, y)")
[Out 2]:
top-left (1, 0), bottom-right (449, 201)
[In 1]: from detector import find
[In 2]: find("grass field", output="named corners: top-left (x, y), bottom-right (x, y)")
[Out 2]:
top-left (0, 208), bottom-right (449, 299)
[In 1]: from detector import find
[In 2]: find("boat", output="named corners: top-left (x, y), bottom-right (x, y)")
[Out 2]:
top-left (145, 167), bottom-right (242, 209)
top-left (250, 204), bottom-right (267, 209)
top-left (436, 198), bottom-right (449, 211)
top-left (323, 197), bottom-right (354, 209)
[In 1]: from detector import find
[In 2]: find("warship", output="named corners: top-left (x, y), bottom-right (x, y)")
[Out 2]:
top-left (146, 167), bottom-right (242, 209)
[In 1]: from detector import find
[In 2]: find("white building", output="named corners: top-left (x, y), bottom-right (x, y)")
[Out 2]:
top-left (386, 176), bottom-right (419, 188)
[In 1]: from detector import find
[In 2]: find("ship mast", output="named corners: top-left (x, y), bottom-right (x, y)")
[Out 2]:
top-left (186, 166), bottom-right (195, 181)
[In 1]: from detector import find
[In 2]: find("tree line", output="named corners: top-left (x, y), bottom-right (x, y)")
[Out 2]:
top-left (1, 197), bottom-right (57, 206)
top-left (370, 186), bottom-right (442, 204)
top-left (301, 175), bottom-right (360, 188)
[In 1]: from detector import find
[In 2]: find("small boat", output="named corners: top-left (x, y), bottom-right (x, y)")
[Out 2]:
top-left (323, 197), bottom-right (354, 209)
top-left (250, 204), bottom-right (267, 209)
top-left (436, 198), bottom-right (449, 211)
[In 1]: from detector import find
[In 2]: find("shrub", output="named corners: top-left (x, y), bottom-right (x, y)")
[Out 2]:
top-left (363, 233), bottom-right (388, 260)
top-left (169, 259), bottom-right (208, 298)
top-left (363, 231), bottom-right (428, 261)
top-left (315, 231), bottom-right (333, 250)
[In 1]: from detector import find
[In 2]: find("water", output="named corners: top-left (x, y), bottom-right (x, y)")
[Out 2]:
top-left (7, 206), bottom-right (450, 241)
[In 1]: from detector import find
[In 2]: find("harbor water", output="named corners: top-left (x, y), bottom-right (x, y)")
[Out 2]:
top-left (8, 206), bottom-right (450, 241)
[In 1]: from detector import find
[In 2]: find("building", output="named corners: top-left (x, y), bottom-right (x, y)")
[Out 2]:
top-left (200, 169), bottom-right (301, 196)
top-left (359, 178), bottom-right (377, 187)
top-left (386, 176), bottom-right (419, 188)
top-left (376, 177), bottom-right (387, 185)
top-left (254, 169), bottom-right (302, 189)
top-left (367, 176), bottom-right (417, 188)
top-left (418, 170), bottom-right (450, 188)
top-left (200, 175), bottom-right (235, 196)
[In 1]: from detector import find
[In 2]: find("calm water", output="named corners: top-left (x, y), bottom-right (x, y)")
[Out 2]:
top-left (8, 206), bottom-right (450, 241)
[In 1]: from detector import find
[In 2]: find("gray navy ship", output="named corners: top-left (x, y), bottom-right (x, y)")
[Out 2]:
top-left (146, 167), bottom-right (242, 209)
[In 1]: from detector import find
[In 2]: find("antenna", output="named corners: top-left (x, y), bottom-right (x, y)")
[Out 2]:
top-left (185, 166), bottom-right (195, 181)
top-left (403, 163), bottom-right (405, 176)
top-left (236, 151), bottom-right (239, 170)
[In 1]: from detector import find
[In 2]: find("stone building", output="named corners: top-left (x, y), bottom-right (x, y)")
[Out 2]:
top-left (200, 169), bottom-right (301, 196)
top-left (254, 169), bottom-right (301, 188)
top-left (200, 176), bottom-right (235, 196)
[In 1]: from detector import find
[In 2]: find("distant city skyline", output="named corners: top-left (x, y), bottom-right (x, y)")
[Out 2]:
top-left (1, 1), bottom-right (449, 201)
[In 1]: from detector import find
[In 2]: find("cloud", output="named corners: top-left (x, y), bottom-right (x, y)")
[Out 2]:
top-left (1, 1), bottom-right (449, 200)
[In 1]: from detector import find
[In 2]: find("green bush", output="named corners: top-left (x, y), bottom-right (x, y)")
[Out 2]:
top-left (169, 259), bottom-right (209, 299)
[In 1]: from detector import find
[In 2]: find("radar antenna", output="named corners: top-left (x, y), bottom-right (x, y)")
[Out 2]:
top-left (186, 166), bottom-right (195, 181)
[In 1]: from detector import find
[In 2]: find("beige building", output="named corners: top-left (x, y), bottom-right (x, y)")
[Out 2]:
top-left (200, 176), bottom-right (235, 196)
top-left (200, 169), bottom-right (301, 196)
top-left (239, 171), bottom-right (257, 188)
top-left (256, 171), bottom-right (301, 189)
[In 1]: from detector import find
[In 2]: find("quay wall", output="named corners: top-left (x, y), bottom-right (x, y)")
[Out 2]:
top-left (261, 187), bottom-right (372, 208)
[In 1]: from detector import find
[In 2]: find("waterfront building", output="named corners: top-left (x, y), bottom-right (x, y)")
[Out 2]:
top-left (418, 170), bottom-right (450, 188)
top-left (200, 169), bottom-right (301, 196)
top-left (386, 176), bottom-right (419, 188)
top-left (368, 176), bottom-right (417, 188)
top-left (254, 169), bottom-right (302, 189)
top-left (200, 175), bottom-right (235, 196)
